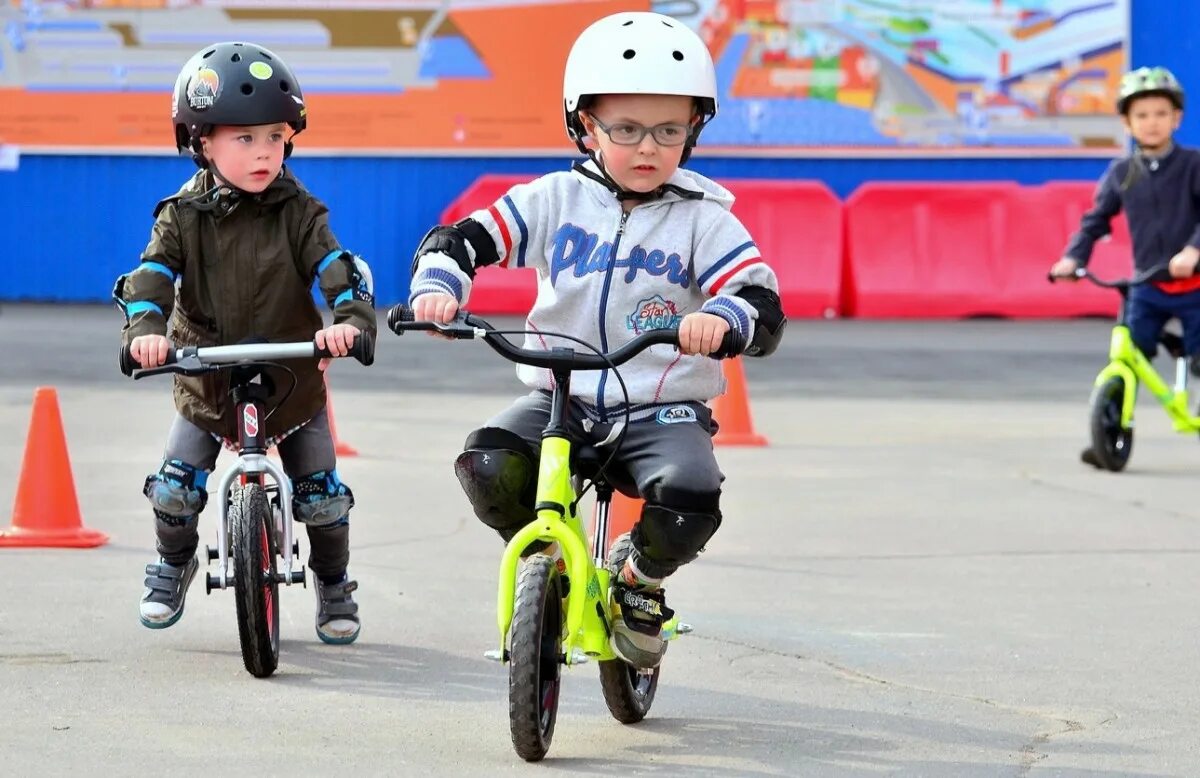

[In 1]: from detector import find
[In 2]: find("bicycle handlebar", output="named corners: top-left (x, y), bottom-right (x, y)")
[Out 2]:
top-left (1047, 263), bottom-right (1172, 290)
top-left (119, 331), bottom-right (375, 378)
top-left (385, 304), bottom-right (745, 369)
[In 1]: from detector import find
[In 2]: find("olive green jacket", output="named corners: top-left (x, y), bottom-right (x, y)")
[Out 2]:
top-left (115, 168), bottom-right (376, 440)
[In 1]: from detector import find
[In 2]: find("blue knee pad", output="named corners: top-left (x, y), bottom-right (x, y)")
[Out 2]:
top-left (144, 459), bottom-right (209, 526)
top-left (292, 469), bottom-right (354, 527)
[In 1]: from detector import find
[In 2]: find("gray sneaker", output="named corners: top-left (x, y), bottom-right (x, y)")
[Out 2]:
top-left (315, 576), bottom-right (360, 645)
top-left (607, 533), bottom-right (671, 669)
top-left (140, 556), bottom-right (198, 629)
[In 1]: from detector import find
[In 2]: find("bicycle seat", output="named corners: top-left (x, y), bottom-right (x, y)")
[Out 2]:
top-left (572, 444), bottom-right (637, 498)
top-left (1159, 331), bottom-right (1186, 359)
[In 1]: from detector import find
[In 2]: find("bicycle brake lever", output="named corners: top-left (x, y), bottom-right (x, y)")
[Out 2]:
top-left (133, 354), bottom-right (210, 380)
top-left (431, 318), bottom-right (485, 339)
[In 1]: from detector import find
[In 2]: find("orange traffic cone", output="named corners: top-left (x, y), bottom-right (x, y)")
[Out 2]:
top-left (711, 357), bottom-right (767, 447)
top-left (0, 387), bottom-right (108, 548)
top-left (590, 490), bottom-right (643, 545)
top-left (324, 375), bottom-right (358, 458)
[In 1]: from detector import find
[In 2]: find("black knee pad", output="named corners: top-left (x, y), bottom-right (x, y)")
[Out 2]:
top-left (630, 502), bottom-right (722, 579)
top-left (454, 427), bottom-right (536, 540)
top-left (642, 478), bottom-right (721, 514)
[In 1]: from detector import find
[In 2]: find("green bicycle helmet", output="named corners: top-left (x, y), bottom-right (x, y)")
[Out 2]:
top-left (1117, 66), bottom-right (1184, 114)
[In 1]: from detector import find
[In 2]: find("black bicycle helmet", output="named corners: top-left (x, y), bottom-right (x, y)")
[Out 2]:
top-left (171, 41), bottom-right (306, 165)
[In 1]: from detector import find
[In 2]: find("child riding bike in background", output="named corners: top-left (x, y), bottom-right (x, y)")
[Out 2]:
top-left (1049, 67), bottom-right (1200, 467)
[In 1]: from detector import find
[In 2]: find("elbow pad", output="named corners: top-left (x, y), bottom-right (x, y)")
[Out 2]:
top-left (411, 218), bottom-right (499, 280)
top-left (735, 286), bottom-right (786, 357)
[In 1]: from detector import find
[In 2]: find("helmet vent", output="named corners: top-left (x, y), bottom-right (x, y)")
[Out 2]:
top-left (240, 83), bottom-right (254, 95)
top-left (673, 50), bottom-right (684, 61)
top-left (202, 49), bottom-right (215, 59)
top-left (279, 80), bottom-right (290, 93)
top-left (231, 52), bottom-right (241, 62)
top-left (623, 49), bottom-right (636, 60)
top-left (259, 50), bottom-right (273, 60)
top-left (622, 20), bottom-right (633, 26)
top-left (662, 20), bottom-right (674, 27)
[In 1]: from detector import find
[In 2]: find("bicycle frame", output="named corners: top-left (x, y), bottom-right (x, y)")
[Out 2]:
top-left (209, 383), bottom-right (299, 590)
top-left (494, 369), bottom-right (681, 665)
top-left (384, 306), bottom-right (695, 668)
top-left (124, 336), bottom-right (372, 592)
top-left (1096, 325), bottom-right (1200, 433)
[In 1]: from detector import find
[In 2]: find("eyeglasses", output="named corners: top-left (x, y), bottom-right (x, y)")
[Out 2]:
top-left (589, 115), bottom-right (692, 147)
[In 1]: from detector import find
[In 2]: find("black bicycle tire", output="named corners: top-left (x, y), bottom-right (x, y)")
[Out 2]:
top-left (598, 533), bottom-right (661, 722)
top-left (232, 483), bottom-right (280, 678)
top-left (508, 555), bottom-right (563, 762)
top-left (1089, 376), bottom-right (1134, 472)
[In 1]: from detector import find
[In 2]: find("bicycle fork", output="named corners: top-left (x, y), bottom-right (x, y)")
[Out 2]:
top-left (204, 395), bottom-right (304, 592)
top-left (1098, 330), bottom-right (1197, 431)
top-left (496, 436), bottom-right (610, 665)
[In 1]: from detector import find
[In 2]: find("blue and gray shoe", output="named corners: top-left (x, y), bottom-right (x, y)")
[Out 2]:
top-left (315, 576), bottom-right (361, 645)
top-left (139, 556), bottom-right (198, 629)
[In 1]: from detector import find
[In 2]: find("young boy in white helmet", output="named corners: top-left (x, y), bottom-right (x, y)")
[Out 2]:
top-left (407, 11), bottom-right (785, 668)
top-left (1050, 67), bottom-right (1200, 467)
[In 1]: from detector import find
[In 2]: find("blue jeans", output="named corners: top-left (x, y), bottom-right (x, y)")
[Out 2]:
top-left (1127, 285), bottom-right (1200, 359)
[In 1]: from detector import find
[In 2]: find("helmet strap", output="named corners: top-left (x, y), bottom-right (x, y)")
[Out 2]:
top-left (180, 150), bottom-right (250, 212)
top-left (572, 150), bottom-right (704, 203)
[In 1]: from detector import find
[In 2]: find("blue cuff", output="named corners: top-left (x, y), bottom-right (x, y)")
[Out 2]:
top-left (316, 250), bottom-right (342, 276)
top-left (702, 297), bottom-right (751, 341)
top-left (125, 300), bottom-right (164, 318)
top-left (408, 268), bottom-right (464, 304)
top-left (141, 261), bottom-right (177, 281)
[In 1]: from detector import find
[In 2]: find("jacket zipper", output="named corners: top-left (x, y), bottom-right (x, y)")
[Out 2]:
top-left (595, 209), bottom-right (631, 419)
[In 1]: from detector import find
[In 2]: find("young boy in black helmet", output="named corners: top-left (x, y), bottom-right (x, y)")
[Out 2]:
top-left (1050, 67), bottom-right (1200, 467)
top-left (114, 42), bottom-right (376, 642)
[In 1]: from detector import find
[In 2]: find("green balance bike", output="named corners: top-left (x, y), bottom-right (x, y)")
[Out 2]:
top-left (1053, 263), bottom-right (1200, 471)
top-left (388, 304), bottom-right (742, 761)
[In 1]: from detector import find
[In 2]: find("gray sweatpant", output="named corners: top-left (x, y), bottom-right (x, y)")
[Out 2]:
top-left (154, 409), bottom-right (350, 577)
top-left (483, 391), bottom-right (725, 569)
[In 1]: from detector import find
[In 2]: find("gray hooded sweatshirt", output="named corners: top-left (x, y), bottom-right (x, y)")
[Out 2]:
top-left (411, 159), bottom-right (779, 421)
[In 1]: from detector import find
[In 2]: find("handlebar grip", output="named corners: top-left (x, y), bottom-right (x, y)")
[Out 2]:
top-left (386, 303), bottom-right (414, 333)
top-left (119, 342), bottom-right (178, 377)
top-left (314, 331), bottom-right (375, 366)
top-left (119, 343), bottom-right (137, 377)
top-left (711, 329), bottom-right (747, 360)
top-left (351, 330), bottom-right (374, 366)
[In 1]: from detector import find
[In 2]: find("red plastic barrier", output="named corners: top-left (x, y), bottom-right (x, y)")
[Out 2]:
top-left (439, 175), bottom-right (539, 315)
top-left (845, 181), bottom-right (1132, 318)
top-left (723, 179), bottom-right (842, 318)
top-left (439, 174), bottom-right (842, 317)
top-left (1037, 180), bottom-right (1133, 282)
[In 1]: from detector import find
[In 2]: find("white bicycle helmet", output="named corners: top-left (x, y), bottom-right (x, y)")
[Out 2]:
top-left (563, 11), bottom-right (718, 162)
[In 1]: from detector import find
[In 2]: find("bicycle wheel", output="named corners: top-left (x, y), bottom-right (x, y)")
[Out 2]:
top-left (1089, 376), bottom-right (1134, 472)
top-left (599, 533), bottom-right (660, 723)
top-left (231, 483), bottom-right (280, 678)
top-left (508, 554), bottom-right (563, 762)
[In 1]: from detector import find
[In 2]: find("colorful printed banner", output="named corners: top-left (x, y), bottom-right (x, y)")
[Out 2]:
top-left (0, 0), bottom-right (1128, 154)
